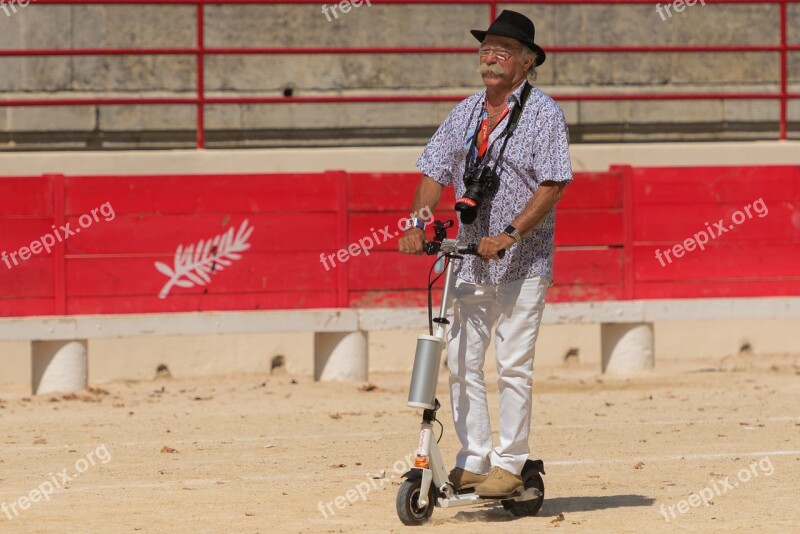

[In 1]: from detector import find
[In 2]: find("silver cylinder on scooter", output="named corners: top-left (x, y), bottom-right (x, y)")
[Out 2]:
top-left (407, 334), bottom-right (445, 409)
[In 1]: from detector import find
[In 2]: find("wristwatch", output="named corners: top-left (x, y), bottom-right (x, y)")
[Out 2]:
top-left (503, 224), bottom-right (521, 243)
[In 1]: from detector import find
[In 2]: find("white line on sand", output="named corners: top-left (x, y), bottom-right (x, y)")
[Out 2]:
top-left (532, 415), bottom-right (800, 430)
top-left (550, 449), bottom-right (800, 466)
top-left (1, 450), bottom-right (798, 497)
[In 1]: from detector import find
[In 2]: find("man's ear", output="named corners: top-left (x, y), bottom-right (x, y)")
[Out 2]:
top-left (523, 56), bottom-right (533, 72)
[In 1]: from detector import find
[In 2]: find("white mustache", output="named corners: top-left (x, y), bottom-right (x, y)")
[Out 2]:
top-left (477, 63), bottom-right (505, 76)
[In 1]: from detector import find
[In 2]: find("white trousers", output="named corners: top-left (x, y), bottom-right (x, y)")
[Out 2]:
top-left (446, 275), bottom-right (548, 476)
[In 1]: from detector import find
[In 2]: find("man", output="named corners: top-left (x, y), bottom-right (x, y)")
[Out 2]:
top-left (398, 10), bottom-right (572, 498)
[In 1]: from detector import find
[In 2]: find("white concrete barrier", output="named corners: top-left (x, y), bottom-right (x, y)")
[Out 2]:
top-left (31, 340), bottom-right (88, 394)
top-left (601, 323), bottom-right (655, 374)
top-left (314, 331), bottom-right (368, 382)
top-left (2, 296), bottom-right (799, 393)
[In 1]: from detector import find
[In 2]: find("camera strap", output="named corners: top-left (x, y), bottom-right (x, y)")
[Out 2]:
top-left (466, 81), bottom-right (533, 172)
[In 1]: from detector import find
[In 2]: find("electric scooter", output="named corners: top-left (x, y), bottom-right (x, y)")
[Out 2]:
top-left (395, 220), bottom-right (546, 526)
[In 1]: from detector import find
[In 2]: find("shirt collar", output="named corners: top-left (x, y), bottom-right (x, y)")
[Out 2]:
top-left (481, 79), bottom-right (528, 108)
top-left (506, 79), bottom-right (528, 105)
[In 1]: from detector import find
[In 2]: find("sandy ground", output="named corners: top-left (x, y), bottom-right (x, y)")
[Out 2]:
top-left (0, 354), bottom-right (798, 533)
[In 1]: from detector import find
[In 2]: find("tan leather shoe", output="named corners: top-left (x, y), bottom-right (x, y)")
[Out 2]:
top-left (448, 467), bottom-right (488, 491)
top-left (474, 466), bottom-right (523, 497)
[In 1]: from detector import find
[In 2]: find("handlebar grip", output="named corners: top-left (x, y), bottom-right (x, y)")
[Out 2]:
top-left (462, 244), bottom-right (505, 259)
top-left (423, 242), bottom-right (505, 259)
top-left (423, 241), bottom-right (439, 255)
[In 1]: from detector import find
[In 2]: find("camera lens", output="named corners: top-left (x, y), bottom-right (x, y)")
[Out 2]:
top-left (457, 165), bottom-right (498, 224)
top-left (455, 196), bottom-right (479, 224)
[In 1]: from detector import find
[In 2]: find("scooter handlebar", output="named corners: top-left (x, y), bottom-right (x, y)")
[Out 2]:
top-left (421, 220), bottom-right (504, 259)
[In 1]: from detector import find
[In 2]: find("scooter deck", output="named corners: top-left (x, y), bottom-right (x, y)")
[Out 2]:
top-left (437, 486), bottom-right (542, 509)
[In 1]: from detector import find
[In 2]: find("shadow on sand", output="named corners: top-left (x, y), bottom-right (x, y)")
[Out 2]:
top-left (451, 494), bottom-right (655, 523)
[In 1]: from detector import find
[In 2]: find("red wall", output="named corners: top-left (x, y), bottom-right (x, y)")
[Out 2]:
top-left (0, 166), bottom-right (798, 317)
top-left (629, 166), bottom-right (800, 298)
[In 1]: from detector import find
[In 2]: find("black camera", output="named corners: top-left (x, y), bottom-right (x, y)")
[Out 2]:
top-left (455, 164), bottom-right (499, 224)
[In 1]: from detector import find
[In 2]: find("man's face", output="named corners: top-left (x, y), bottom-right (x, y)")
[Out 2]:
top-left (478, 35), bottom-right (531, 90)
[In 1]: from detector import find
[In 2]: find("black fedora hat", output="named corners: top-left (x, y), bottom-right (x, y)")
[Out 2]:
top-left (471, 10), bottom-right (546, 66)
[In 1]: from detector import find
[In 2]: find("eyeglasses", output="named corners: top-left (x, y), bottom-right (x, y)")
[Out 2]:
top-left (478, 46), bottom-right (518, 61)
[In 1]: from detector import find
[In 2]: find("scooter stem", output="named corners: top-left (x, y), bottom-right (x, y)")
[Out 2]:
top-left (433, 239), bottom-right (460, 340)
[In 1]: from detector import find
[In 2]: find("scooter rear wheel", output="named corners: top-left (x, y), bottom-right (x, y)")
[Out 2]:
top-left (501, 470), bottom-right (545, 517)
top-left (396, 477), bottom-right (436, 526)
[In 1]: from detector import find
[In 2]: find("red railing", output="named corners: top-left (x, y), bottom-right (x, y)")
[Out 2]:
top-left (0, 0), bottom-right (797, 147)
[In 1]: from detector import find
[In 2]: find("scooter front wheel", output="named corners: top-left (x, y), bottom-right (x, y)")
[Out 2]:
top-left (396, 477), bottom-right (436, 526)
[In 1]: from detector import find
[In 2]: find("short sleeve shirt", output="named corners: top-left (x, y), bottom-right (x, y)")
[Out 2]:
top-left (416, 82), bottom-right (573, 285)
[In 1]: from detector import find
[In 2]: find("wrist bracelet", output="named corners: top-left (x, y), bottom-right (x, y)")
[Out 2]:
top-left (405, 217), bottom-right (427, 232)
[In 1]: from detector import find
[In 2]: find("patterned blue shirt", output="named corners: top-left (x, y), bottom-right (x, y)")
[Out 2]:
top-left (417, 81), bottom-right (572, 285)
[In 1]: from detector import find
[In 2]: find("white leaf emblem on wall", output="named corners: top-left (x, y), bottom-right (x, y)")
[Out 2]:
top-left (155, 220), bottom-right (254, 299)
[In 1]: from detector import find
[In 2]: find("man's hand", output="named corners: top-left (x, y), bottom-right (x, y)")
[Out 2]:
top-left (398, 228), bottom-right (426, 255)
top-left (477, 233), bottom-right (515, 261)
